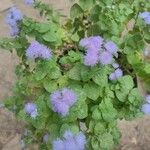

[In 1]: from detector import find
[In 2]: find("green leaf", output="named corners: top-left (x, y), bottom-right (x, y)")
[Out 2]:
top-left (43, 31), bottom-right (57, 42)
top-left (128, 88), bottom-right (142, 105)
top-left (144, 63), bottom-right (150, 74)
top-left (57, 75), bottom-right (68, 88)
top-left (68, 51), bottom-right (81, 62)
top-left (92, 66), bottom-right (110, 86)
top-left (77, 101), bottom-right (88, 119)
top-left (43, 80), bottom-right (58, 93)
top-left (60, 123), bottom-right (79, 135)
top-left (47, 123), bottom-right (60, 138)
top-left (99, 98), bottom-right (117, 122)
top-left (84, 82), bottom-right (100, 100)
top-left (71, 32), bottom-right (80, 42)
top-left (34, 69), bottom-right (47, 81)
top-left (79, 0), bottom-right (95, 10)
top-left (48, 67), bottom-right (61, 79)
top-left (92, 108), bottom-right (102, 120)
top-left (37, 23), bottom-right (51, 33)
top-left (80, 65), bottom-right (92, 81)
top-left (68, 64), bottom-right (81, 81)
top-left (91, 136), bottom-right (100, 150)
top-left (118, 75), bottom-right (134, 90)
top-left (94, 122), bottom-right (105, 135)
top-left (70, 3), bottom-right (83, 18)
top-left (115, 75), bottom-right (134, 102)
top-left (100, 133), bottom-right (114, 150)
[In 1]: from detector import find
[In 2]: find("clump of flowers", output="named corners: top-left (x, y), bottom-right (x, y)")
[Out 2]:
top-left (24, 102), bottom-right (38, 118)
top-left (50, 88), bottom-right (77, 116)
top-left (1, 0), bottom-right (146, 149)
top-left (109, 63), bottom-right (123, 81)
top-left (26, 41), bottom-right (52, 59)
top-left (79, 36), bottom-right (118, 66)
top-left (5, 7), bottom-right (23, 36)
top-left (53, 131), bottom-right (86, 150)
top-left (139, 12), bottom-right (150, 25)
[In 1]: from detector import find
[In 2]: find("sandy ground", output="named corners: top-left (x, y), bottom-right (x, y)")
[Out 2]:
top-left (0, 0), bottom-right (150, 150)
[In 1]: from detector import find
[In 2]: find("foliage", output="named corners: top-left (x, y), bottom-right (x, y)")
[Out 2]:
top-left (1, 0), bottom-right (149, 149)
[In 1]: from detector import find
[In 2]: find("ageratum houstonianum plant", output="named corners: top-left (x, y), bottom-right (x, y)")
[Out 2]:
top-left (1, 0), bottom-right (150, 149)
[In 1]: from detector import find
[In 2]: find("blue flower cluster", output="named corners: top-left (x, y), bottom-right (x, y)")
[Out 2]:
top-left (139, 12), bottom-right (150, 25)
top-left (5, 7), bottom-right (23, 37)
top-left (26, 41), bottom-right (52, 59)
top-left (50, 88), bottom-right (77, 116)
top-left (109, 63), bottom-right (123, 81)
top-left (24, 102), bottom-right (38, 119)
top-left (79, 36), bottom-right (118, 66)
top-left (53, 131), bottom-right (86, 150)
top-left (142, 95), bottom-right (150, 115)
top-left (24, 0), bottom-right (34, 6)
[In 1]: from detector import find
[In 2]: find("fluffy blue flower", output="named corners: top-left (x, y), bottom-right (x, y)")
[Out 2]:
top-left (139, 12), bottom-right (150, 25)
top-left (139, 12), bottom-right (150, 19)
top-left (24, 102), bottom-right (38, 118)
top-left (80, 36), bottom-right (119, 66)
top-left (53, 139), bottom-right (65, 150)
top-left (79, 36), bottom-right (103, 50)
top-left (84, 49), bottom-right (99, 66)
top-left (24, 0), bottom-right (34, 6)
top-left (144, 16), bottom-right (150, 25)
top-left (141, 103), bottom-right (150, 115)
top-left (109, 68), bottom-right (123, 81)
top-left (5, 7), bottom-right (23, 37)
top-left (115, 68), bottom-right (123, 78)
top-left (10, 25), bottom-right (19, 37)
top-left (104, 41), bottom-right (118, 55)
top-left (26, 41), bottom-right (52, 59)
top-left (50, 88), bottom-right (77, 116)
top-left (52, 131), bottom-right (86, 150)
top-left (99, 51), bottom-right (113, 65)
top-left (109, 72), bottom-right (116, 81)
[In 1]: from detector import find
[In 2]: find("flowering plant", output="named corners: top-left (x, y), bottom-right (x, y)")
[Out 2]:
top-left (1, 0), bottom-right (150, 149)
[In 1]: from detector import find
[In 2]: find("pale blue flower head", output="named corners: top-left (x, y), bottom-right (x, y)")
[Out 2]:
top-left (109, 68), bottom-right (123, 81)
top-left (109, 72), bottom-right (116, 81)
top-left (84, 49), bottom-right (99, 66)
top-left (144, 16), bottom-right (150, 25)
top-left (139, 12), bottom-right (150, 19)
top-left (99, 51), bottom-right (113, 65)
top-left (50, 88), bottom-right (77, 116)
top-left (104, 41), bottom-right (118, 55)
top-left (52, 131), bottom-right (86, 150)
top-left (9, 7), bottom-right (23, 21)
top-left (26, 41), bottom-right (52, 59)
top-left (79, 36), bottom-right (103, 50)
top-left (139, 11), bottom-right (150, 25)
top-left (24, 102), bottom-right (38, 118)
top-left (142, 103), bottom-right (150, 115)
top-left (10, 26), bottom-right (19, 37)
top-left (115, 68), bottom-right (123, 78)
top-left (5, 7), bottom-right (23, 37)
